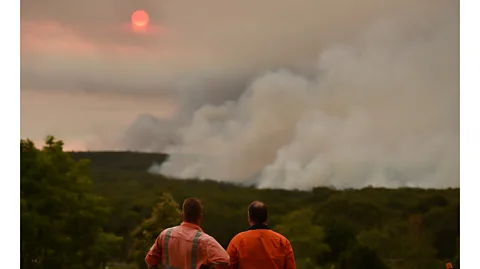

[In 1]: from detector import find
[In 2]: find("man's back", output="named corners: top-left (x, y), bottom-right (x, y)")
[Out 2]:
top-left (146, 222), bottom-right (229, 269)
top-left (227, 225), bottom-right (295, 269)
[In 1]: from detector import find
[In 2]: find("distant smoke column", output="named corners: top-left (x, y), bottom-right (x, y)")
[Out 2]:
top-left (151, 8), bottom-right (459, 190)
top-left (119, 114), bottom-right (180, 152)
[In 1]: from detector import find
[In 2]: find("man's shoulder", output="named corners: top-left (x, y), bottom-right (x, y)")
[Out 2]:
top-left (227, 231), bottom-right (250, 246)
top-left (230, 230), bottom-right (251, 240)
top-left (159, 226), bottom-right (178, 236)
top-left (253, 229), bottom-right (292, 247)
top-left (262, 229), bottom-right (289, 240)
top-left (198, 231), bottom-right (212, 240)
top-left (271, 230), bottom-right (291, 244)
top-left (198, 231), bottom-right (222, 246)
top-left (232, 229), bottom-right (288, 240)
top-left (229, 229), bottom-right (291, 247)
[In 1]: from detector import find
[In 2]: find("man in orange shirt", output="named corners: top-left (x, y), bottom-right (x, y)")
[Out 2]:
top-left (145, 198), bottom-right (230, 269)
top-left (227, 201), bottom-right (296, 269)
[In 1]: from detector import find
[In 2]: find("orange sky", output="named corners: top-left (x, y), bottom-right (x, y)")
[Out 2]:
top-left (21, 90), bottom-right (176, 150)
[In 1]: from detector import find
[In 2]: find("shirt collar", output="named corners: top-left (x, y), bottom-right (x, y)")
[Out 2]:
top-left (180, 221), bottom-right (204, 232)
top-left (248, 224), bottom-right (269, 230)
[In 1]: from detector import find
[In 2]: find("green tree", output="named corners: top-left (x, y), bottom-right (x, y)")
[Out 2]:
top-left (313, 198), bottom-right (387, 233)
top-left (357, 222), bottom-right (439, 269)
top-left (129, 193), bottom-right (181, 269)
top-left (276, 209), bottom-right (330, 269)
top-left (317, 219), bottom-right (357, 265)
top-left (21, 136), bottom-right (122, 269)
top-left (337, 244), bottom-right (389, 269)
top-left (422, 204), bottom-right (459, 260)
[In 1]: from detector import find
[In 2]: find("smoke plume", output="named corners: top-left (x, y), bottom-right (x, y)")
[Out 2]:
top-left (150, 6), bottom-right (459, 190)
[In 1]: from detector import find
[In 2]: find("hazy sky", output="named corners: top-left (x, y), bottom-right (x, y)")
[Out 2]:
top-left (21, 0), bottom-right (459, 189)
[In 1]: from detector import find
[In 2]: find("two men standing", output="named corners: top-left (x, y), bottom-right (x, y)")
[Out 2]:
top-left (145, 198), bottom-right (296, 269)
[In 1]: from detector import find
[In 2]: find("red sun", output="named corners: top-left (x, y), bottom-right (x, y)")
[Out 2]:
top-left (131, 10), bottom-right (149, 27)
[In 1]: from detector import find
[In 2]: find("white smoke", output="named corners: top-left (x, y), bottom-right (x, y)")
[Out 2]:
top-left (149, 6), bottom-right (459, 190)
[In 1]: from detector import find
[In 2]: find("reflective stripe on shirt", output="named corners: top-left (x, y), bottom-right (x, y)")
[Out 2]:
top-left (162, 227), bottom-right (205, 269)
top-left (190, 231), bottom-right (203, 269)
top-left (163, 228), bottom-right (175, 267)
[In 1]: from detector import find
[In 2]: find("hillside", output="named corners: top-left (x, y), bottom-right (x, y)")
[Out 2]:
top-left (70, 151), bottom-right (168, 172)
top-left (68, 151), bottom-right (459, 269)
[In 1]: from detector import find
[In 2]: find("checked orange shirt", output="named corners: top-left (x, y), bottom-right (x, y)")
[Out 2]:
top-left (146, 222), bottom-right (230, 269)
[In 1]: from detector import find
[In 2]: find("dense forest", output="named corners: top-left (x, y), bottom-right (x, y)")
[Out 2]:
top-left (21, 137), bottom-right (460, 269)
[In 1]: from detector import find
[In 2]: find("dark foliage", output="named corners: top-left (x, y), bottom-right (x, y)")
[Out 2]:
top-left (17, 147), bottom-right (462, 269)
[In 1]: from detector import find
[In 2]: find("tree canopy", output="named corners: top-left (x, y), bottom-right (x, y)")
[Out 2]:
top-left (21, 137), bottom-right (122, 269)
top-left (21, 140), bottom-right (459, 269)
top-left (129, 193), bottom-right (181, 269)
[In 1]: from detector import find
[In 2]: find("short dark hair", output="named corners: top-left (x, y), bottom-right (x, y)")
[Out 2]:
top-left (182, 198), bottom-right (203, 223)
top-left (248, 201), bottom-right (268, 224)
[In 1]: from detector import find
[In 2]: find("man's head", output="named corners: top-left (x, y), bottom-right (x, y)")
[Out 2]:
top-left (182, 198), bottom-right (203, 225)
top-left (247, 201), bottom-right (268, 225)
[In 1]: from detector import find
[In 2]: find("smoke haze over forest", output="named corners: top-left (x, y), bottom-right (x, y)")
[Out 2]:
top-left (21, 0), bottom-right (459, 189)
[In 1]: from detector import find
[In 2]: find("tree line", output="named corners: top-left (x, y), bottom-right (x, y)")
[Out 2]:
top-left (21, 137), bottom-right (459, 269)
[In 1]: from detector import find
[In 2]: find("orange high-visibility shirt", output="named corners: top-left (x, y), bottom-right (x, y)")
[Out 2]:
top-left (145, 222), bottom-right (230, 269)
top-left (227, 224), bottom-right (296, 269)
